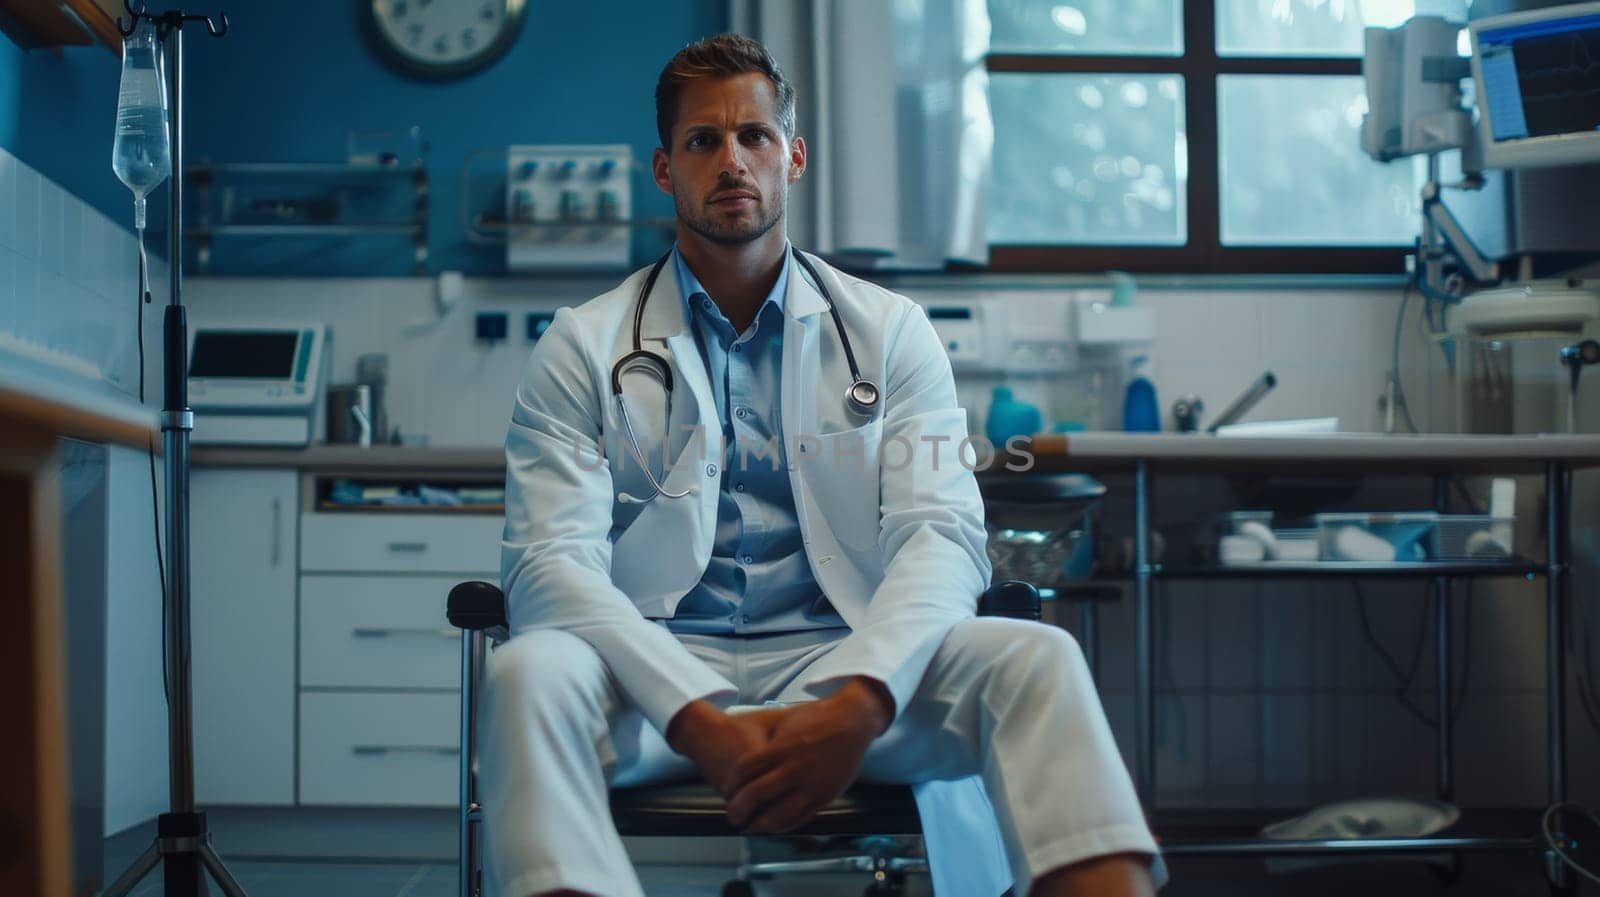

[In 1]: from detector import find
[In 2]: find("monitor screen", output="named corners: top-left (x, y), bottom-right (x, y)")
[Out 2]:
top-left (190, 331), bottom-right (300, 379)
top-left (1476, 12), bottom-right (1600, 144)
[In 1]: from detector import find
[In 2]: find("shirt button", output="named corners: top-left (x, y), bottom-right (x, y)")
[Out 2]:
top-left (706, 463), bottom-right (718, 477)
top-left (733, 345), bottom-right (743, 353)
top-left (735, 482), bottom-right (746, 492)
top-left (735, 407), bottom-right (747, 419)
top-left (741, 555), bottom-right (753, 564)
top-left (740, 614), bottom-right (750, 623)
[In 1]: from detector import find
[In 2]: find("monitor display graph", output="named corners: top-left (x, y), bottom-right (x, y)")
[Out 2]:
top-left (1477, 13), bottom-right (1600, 143)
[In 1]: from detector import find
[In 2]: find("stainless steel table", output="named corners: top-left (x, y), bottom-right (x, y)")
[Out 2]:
top-left (1021, 432), bottom-right (1600, 890)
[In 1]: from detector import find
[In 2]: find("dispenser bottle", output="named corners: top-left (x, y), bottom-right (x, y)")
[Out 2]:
top-left (1122, 355), bottom-right (1160, 432)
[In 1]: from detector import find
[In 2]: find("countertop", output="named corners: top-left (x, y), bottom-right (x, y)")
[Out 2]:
top-left (193, 432), bottom-right (1600, 476)
top-left (1023, 432), bottom-right (1600, 474)
top-left (0, 354), bottom-right (155, 448)
top-left (192, 444), bottom-right (503, 472)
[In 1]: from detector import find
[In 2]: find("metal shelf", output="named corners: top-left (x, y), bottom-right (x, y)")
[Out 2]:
top-left (1159, 835), bottom-right (1533, 858)
top-left (183, 161), bottom-right (430, 274)
top-left (467, 213), bottom-right (676, 243)
top-left (187, 162), bottom-right (425, 178)
top-left (185, 223), bottom-right (422, 237)
top-left (1156, 560), bottom-right (1544, 579)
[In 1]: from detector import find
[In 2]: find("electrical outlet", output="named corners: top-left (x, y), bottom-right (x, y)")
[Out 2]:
top-left (475, 311), bottom-right (508, 343)
top-left (527, 311), bottom-right (556, 342)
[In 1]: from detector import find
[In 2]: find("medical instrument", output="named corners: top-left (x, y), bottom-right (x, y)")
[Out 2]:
top-left (112, 19), bottom-right (171, 232)
top-left (187, 324), bottom-right (328, 447)
top-left (611, 247), bottom-right (879, 503)
top-left (1171, 395), bottom-right (1203, 433)
top-left (112, 15), bottom-right (171, 341)
top-left (103, 6), bottom-right (246, 897)
top-left (324, 384), bottom-right (374, 448)
top-left (1561, 339), bottom-right (1600, 434)
top-left (1205, 371), bottom-right (1276, 434)
top-left (1469, 4), bottom-right (1600, 171)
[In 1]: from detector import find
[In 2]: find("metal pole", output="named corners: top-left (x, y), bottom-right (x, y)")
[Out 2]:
top-left (161, 15), bottom-right (196, 820)
top-left (1545, 462), bottom-right (1567, 805)
top-left (458, 631), bottom-right (485, 897)
top-left (105, 11), bottom-right (239, 897)
top-left (1433, 476), bottom-right (1453, 802)
top-left (1134, 461), bottom-right (1154, 803)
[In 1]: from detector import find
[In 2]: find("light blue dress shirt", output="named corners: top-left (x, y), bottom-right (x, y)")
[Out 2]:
top-left (664, 244), bottom-right (847, 636)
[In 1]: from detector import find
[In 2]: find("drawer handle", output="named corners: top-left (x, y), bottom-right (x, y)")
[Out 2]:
top-left (387, 541), bottom-right (430, 553)
top-left (351, 627), bottom-right (458, 640)
top-left (352, 745), bottom-right (461, 757)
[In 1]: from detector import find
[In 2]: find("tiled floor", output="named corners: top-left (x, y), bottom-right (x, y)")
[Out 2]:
top-left (102, 854), bottom-right (1598, 897)
top-left (112, 861), bottom-right (907, 897)
top-left (98, 808), bottom-right (1597, 897)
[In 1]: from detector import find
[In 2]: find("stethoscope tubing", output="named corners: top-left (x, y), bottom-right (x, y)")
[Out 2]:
top-left (609, 247), bottom-right (877, 503)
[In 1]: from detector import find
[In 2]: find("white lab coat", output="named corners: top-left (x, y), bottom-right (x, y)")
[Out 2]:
top-left (501, 250), bottom-right (1012, 896)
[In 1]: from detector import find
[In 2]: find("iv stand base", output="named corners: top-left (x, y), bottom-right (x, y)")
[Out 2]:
top-left (100, 812), bottom-right (248, 897)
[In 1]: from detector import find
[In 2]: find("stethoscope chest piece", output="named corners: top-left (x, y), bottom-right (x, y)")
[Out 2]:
top-left (846, 378), bottom-right (880, 420)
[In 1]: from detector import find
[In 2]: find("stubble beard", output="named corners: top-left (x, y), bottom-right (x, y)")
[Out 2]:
top-left (676, 185), bottom-right (785, 246)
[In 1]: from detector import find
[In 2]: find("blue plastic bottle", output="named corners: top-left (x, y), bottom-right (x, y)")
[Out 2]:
top-left (1122, 356), bottom-right (1160, 432)
top-left (986, 386), bottom-right (1042, 448)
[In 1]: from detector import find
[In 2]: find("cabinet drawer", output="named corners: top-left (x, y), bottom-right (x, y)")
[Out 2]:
top-left (300, 512), bottom-right (502, 573)
top-left (301, 575), bottom-right (465, 689)
top-left (299, 692), bottom-right (459, 807)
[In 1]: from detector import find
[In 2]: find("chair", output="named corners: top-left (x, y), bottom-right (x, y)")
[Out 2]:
top-left (446, 579), bottom-right (1041, 897)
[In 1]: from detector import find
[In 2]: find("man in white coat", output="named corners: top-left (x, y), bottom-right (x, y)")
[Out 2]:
top-left (485, 33), bottom-right (1162, 897)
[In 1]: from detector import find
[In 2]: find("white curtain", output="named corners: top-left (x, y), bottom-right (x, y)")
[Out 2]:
top-left (729, 0), bottom-right (993, 270)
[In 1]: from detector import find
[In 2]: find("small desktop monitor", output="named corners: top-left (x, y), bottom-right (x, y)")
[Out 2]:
top-left (1469, 1), bottom-right (1600, 169)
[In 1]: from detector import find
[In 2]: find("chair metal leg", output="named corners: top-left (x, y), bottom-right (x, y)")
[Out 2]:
top-left (460, 630), bottom-right (487, 897)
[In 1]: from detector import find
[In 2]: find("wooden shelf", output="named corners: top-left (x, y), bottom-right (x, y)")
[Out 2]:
top-left (0, 0), bottom-right (121, 54)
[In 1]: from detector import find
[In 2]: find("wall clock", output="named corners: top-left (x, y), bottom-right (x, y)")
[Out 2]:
top-left (365, 0), bottom-right (528, 80)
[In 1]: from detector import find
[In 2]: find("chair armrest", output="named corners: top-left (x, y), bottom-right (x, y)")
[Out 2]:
top-left (447, 580), bottom-right (510, 631)
top-left (977, 580), bottom-right (1041, 620)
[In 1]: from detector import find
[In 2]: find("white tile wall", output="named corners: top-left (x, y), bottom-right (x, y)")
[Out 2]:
top-left (0, 147), bottom-right (148, 395)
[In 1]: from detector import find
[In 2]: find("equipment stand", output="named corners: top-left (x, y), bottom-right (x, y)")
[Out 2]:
top-left (101, 6), bottom-right (244, 897)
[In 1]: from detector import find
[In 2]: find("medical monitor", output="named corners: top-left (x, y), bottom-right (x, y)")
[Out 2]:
top-left (1469, 1), bottom-right (1600, 169)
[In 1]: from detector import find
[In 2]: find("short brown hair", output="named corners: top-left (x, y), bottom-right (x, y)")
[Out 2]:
top-left (654, 33), bottom-right (796, 151)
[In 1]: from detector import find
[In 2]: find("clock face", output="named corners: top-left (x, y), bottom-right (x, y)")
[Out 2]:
top-left (368, 0), bottom-right (527, 79)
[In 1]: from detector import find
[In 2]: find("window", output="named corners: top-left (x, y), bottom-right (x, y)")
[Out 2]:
top-left (984, 0), bottom-right (1468, 273)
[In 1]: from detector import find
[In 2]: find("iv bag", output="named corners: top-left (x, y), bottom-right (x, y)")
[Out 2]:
top-left (112, 19), bottom-right (170, 228)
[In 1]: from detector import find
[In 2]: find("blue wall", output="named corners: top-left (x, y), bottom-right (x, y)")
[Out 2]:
top-left (180, 1), bottom-right (727, 276)
top-left (0, 36), bottom-right (132, 231)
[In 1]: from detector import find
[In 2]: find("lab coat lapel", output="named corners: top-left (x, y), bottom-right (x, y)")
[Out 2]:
top-left (608, 267), bottom-right (720, 615)
top-left (780, 251), bottom-right (830, 468)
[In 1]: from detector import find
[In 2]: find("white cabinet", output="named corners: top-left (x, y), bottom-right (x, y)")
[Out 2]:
top-left (296, 511), bottom-right (496, 807)
top-left (190, 469), bottom-right (298, 806)
top-left (298, 692), bottom-right (460, 807)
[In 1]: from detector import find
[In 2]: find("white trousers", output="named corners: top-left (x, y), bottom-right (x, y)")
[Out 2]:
top-left (480, 618), bottom-right (1160, 897)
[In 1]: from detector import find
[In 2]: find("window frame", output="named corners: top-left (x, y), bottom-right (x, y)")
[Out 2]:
top-left (982, 0), bottom-right (1411, 275)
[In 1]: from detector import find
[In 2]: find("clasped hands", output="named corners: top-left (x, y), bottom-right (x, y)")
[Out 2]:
top-left (664, 677), bottom-right (894, 835)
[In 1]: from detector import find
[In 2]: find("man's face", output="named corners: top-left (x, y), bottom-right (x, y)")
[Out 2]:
top-left (652, 72), bottom-right (806, 246)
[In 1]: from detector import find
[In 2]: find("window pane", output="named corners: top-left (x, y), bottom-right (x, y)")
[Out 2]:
top-left (988, 0), bottom-right (1183, 56)
top-left (1218, 75), bottom-right (1420, 246)
top-left (989, 74), bottom-right (1188, 246)
top-left (1216, 0), bottom-right (1468, 58)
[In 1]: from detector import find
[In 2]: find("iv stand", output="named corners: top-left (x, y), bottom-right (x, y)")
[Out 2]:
top-left (101, 5), bottom-right (244, 897)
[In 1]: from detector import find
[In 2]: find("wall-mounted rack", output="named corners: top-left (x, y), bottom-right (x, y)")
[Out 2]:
top-left (184, 161), bottom-right (429, 274)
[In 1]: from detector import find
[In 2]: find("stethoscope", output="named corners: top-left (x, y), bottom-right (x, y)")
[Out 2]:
top-left (611, 246), bottom-right (879, 503)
